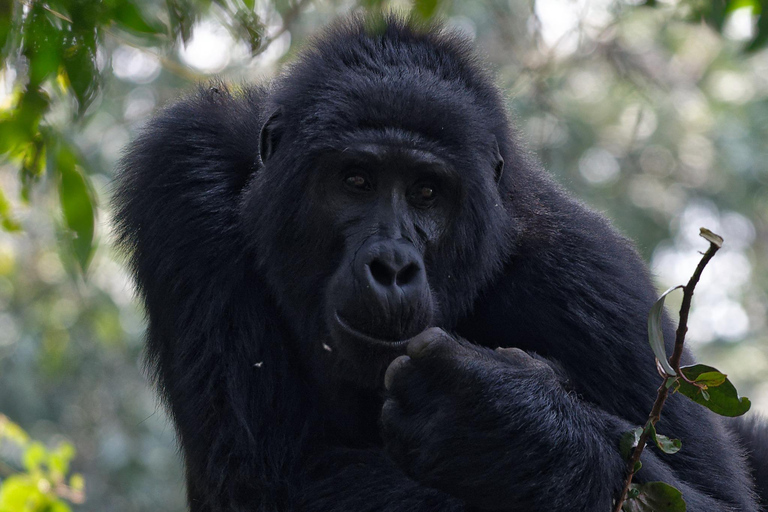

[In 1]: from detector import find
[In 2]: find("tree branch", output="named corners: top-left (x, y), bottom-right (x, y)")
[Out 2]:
top-left (611, 233), bottom-right (721, 512)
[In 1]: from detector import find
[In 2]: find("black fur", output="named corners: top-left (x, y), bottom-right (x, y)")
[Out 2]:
top-left (114, 16), bottom-right (767, 512)
top-left (731, 416), bottom-right (768, 508)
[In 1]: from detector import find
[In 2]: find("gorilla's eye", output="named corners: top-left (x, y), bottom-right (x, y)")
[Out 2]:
top-left (410, 183), bottom-right (438, 207)
top-left (344, 174), bottom-right (372, 192)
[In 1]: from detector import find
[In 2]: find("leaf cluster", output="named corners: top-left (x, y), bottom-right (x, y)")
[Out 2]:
top-left (0, 414), bottom-right (84, 512)
top-left (0, 0), bottom-right (269, 274)
top-left (644, 0), bottom-right (768, 52)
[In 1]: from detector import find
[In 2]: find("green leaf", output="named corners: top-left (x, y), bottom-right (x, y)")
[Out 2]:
top-left (49, 441), bottom-right (75, 476)
top-left (726, 0), bottom-right (760, 13)
top-left (232, 9), bottom-right (264, 53)
top-left (0, 0), bottom-right (12, 61)
top-left (692, 371), bottom-right (727, 388)
top-left (166, 0), bottom-right (196, 44)
top-left (677, 364), bottom-right (751, 417)
top-left (622, 482), bottom-right (686, 512)
top-left (621, 426), bottom-right (644, 459)
top-left (0, 475), bottom-right (46, 511)
top-left (21, 3), bottom-right (62, 86)
top-left (653, 432), bottom-right (682, 455)
top-left (21, 134), bottom-right (47, 201)
top-left (699, 228), bottom-right (723, 248)
top-left (22, 441), bottom-right (47, 471)
top-left (112, 0), bottom-right (165, 36)
top-left (648, 286), bottom-right (682, 376)
top-left (0, 415), bottom-right (30, 445)
top-left (69, 473), bottom-right (85, 492)
top-left (360, 0), bottom-right (388, 9)
top-left (50, 501), bottom-right (73, 512)
top-left (55, 143), bottom-right (96, 273)
top-left (61, 32), bottom-right (100, 116)
top-left (14, 88), bottom-right (50, 142)
top-left (745, 4), bottom-right (768, 52)
top-left (413, 0), bottom-right (440, 19)
top-left (0, 187), bottom-right (21, 231)
top-left (642, 423), bottom-right (682, 455)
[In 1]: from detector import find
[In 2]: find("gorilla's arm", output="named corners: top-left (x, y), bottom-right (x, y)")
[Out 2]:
top-left (445, 185), bottom-right (759, 512)
top-left (113, 88), bottom-right (467, 511)
top-left (114, 87), bottom-right (300, 508)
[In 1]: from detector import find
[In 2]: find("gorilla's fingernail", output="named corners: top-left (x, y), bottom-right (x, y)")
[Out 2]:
top-left (408, 337), bottom-right (432, 358)
top-left (384, 355), bottom-right (410, 390)
top-left (381, 399), bottom-right (397, 420)
top-left (496, 346), bottom-right (522, 355)
top-left (496, 347), bottom-right (533, 364)
top-left (407, 327), bottom-right (445, 358)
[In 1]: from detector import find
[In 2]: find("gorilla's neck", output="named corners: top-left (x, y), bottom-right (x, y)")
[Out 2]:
top-left (319, 378), bottom-right (385, 446)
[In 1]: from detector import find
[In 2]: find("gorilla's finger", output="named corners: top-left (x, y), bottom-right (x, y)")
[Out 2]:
top-left (384, 355), bottom-right (411, 391)
top-left (381, 398), bottom-right (403, 427)
top-left (407, 327), bottom-right (454, 359)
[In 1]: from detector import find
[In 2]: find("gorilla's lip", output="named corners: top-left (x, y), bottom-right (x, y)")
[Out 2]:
top-left (333, 312), bottom-right (411, 347)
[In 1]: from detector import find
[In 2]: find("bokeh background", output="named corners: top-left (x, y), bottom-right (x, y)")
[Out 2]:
top-left (0, 0), bottom-right (766, 510)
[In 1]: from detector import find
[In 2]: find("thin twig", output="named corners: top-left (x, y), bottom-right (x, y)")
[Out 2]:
top-left (669, 246), bottom-right (720, 374)
top-left (611, 237), bottom-right (721, 512)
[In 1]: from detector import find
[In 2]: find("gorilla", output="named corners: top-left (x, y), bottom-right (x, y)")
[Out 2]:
top-left (114, 15), bottom-right (767, 512)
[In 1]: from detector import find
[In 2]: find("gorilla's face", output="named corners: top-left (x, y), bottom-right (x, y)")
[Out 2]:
top-left (246, 117), bottom-right (511, 388)
top-left (317, 142), bottom-right (462, 370)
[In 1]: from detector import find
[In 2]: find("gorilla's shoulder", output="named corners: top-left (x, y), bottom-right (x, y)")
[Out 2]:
top-left (137, 83), bottom-right (266, 159)
top-left (112, 83), bottom-right (265, 287)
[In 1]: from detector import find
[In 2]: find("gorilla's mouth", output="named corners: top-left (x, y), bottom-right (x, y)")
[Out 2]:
top-left (333, 312), bottom-right (411, 347)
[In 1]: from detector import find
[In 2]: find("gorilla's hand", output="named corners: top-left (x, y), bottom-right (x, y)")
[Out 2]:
top-left (381, 328), bottom-right (561, 508)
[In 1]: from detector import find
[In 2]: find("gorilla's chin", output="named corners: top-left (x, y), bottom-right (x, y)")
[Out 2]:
top-left (325, 309), bottom-right (430, 387)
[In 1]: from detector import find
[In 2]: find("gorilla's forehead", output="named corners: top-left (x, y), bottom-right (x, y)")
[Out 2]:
top-left (280, 71), bottom-right (490, 153)
top-left (270, 19), bottom-right (504, 155)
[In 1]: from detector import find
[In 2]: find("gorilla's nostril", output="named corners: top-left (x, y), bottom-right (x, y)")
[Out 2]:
top-left (369, 260), bottom-right (395, 286)
top-left (396, 263), bottom-right (420, 286)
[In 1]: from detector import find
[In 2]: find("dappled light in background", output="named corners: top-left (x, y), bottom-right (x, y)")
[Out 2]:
top-left (112, 46), bottom-right (162, 84)
top-left (179, 20), bottom-right (242, 72)
top-left (0, 0), bottom-right (766, 510)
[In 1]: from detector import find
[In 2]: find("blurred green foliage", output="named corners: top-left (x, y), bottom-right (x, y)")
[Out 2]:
top-left (0, 415), bottom-right (84, 512)
top-left (0, 0), bottom-right (766, 510)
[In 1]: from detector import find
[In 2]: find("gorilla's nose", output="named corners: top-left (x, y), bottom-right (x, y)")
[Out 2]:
top-left (360, 239), bottom-right (426, 300)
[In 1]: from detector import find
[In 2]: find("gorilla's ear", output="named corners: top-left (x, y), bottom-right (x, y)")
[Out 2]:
top-left (260, 108), bottom-right (283, 164)
top-left (493, 137), bottom-right (504, 184)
